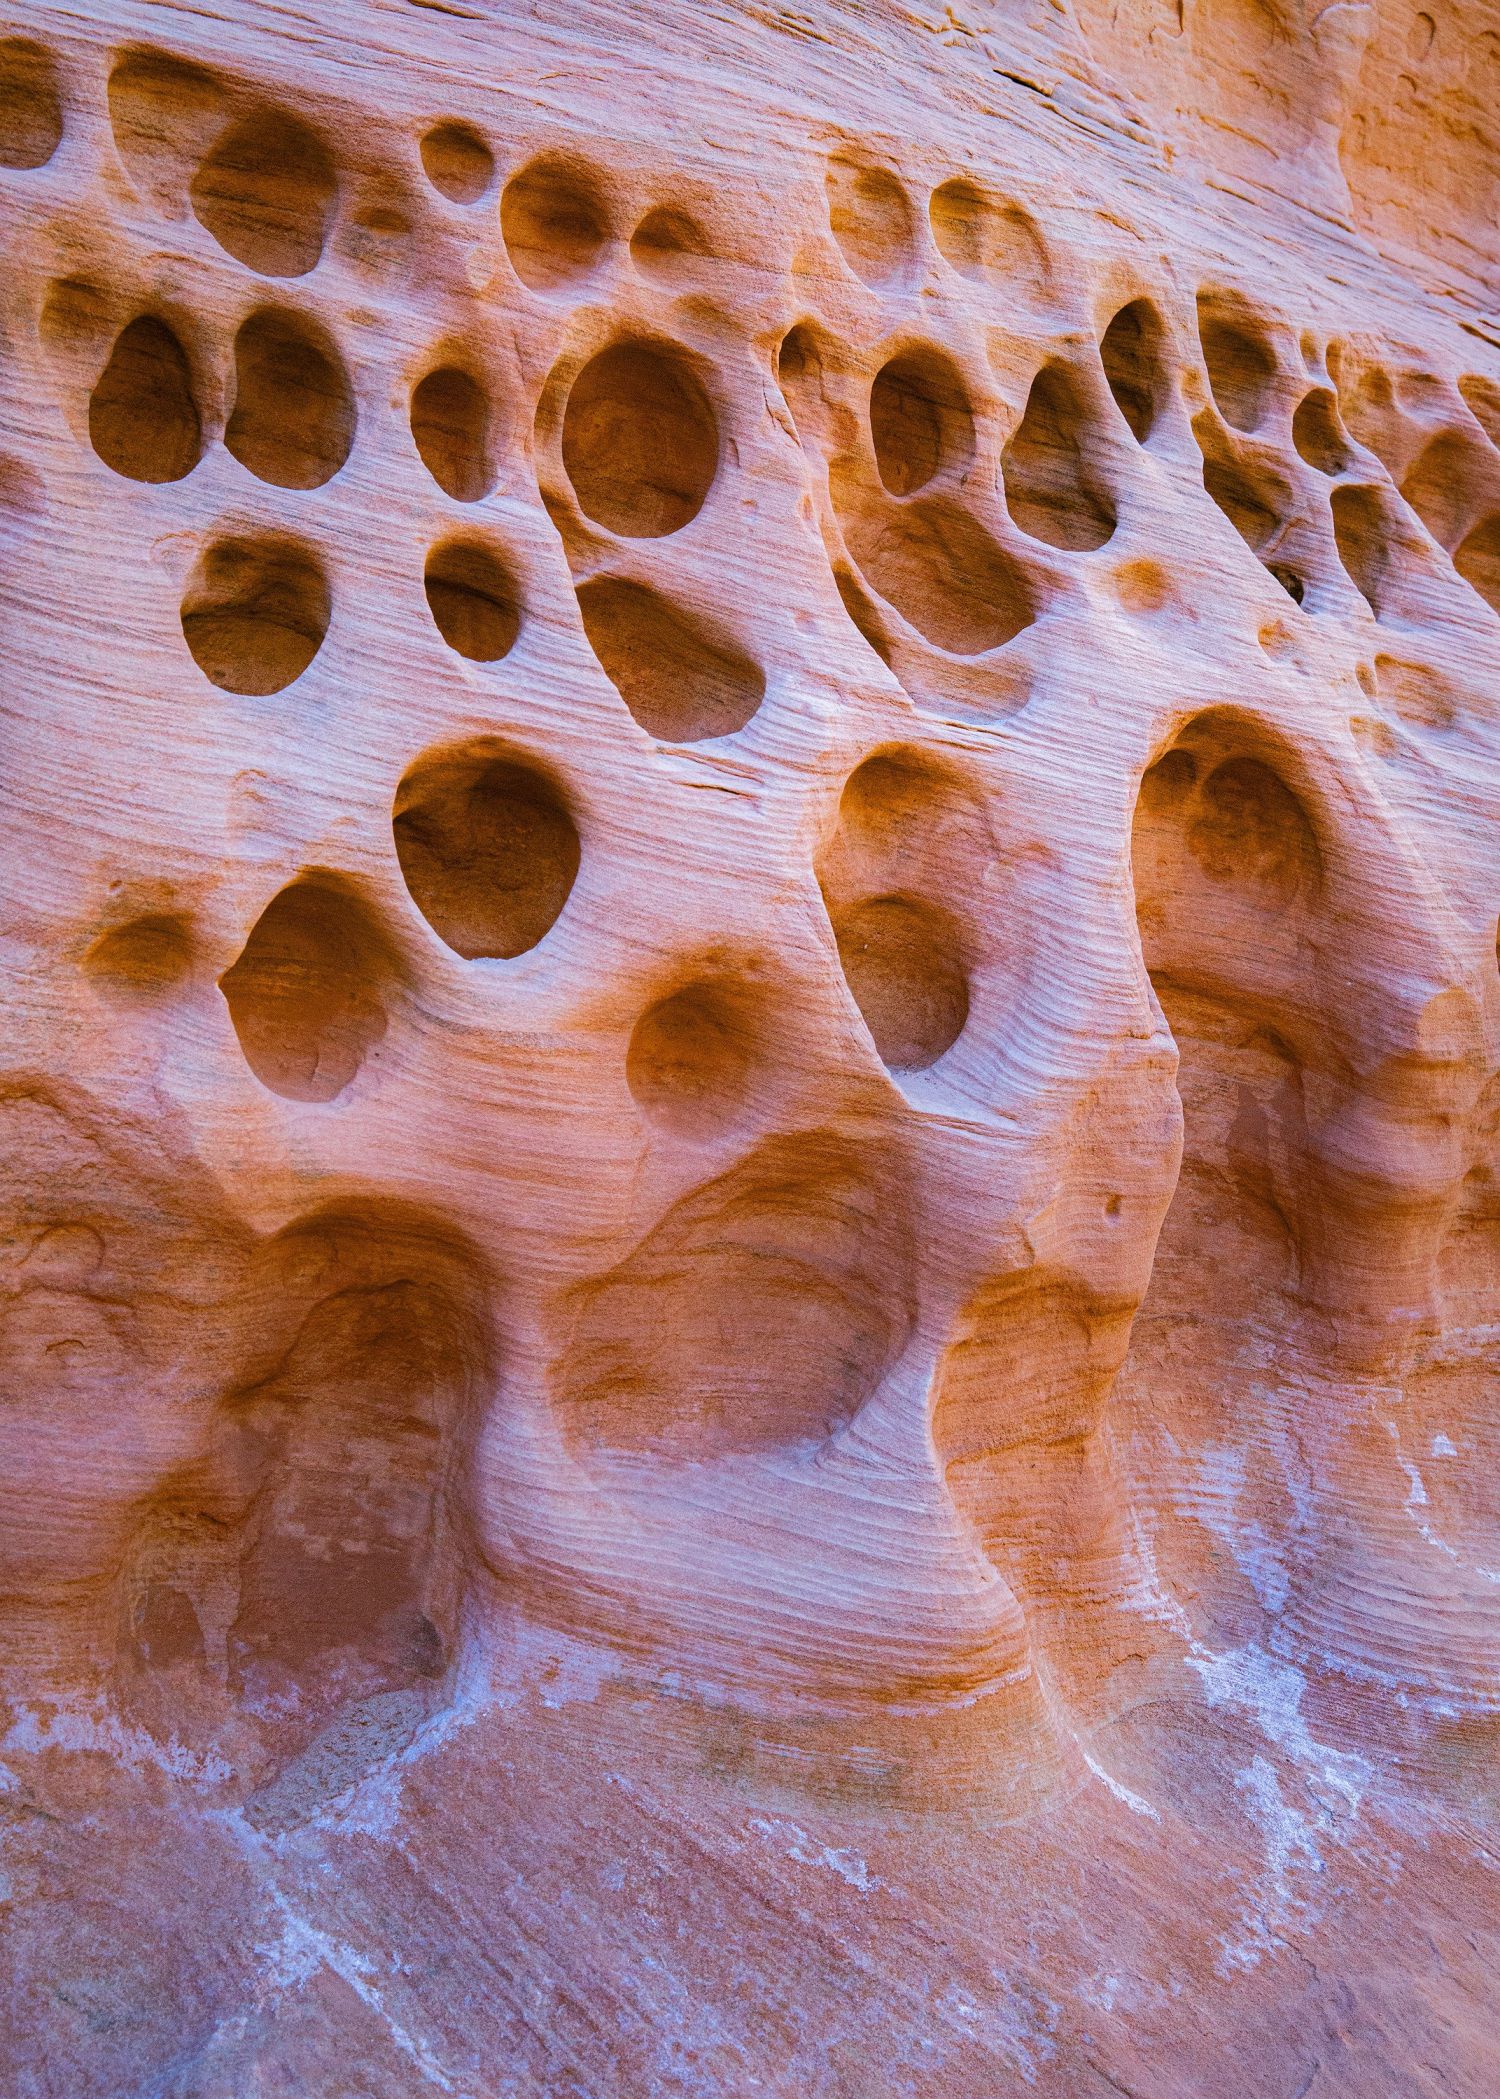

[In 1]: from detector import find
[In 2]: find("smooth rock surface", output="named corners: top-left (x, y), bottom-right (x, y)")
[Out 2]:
top-left (1, 1), bottom-right (1498, 2092)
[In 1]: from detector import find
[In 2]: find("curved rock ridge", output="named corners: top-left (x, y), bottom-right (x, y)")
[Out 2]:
top-left (2, 3), bottom-right (1499, 2094)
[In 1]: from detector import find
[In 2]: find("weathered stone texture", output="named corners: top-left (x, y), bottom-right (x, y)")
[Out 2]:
top-left (2, 1), bottom-right (1499, 2092)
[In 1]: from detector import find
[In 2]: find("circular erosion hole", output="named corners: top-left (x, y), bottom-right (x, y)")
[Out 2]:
top-left (1001, 360), bottom-right (1116, 552)
top-left (424, 540), bottom-right (520, 662)
top-left (630, 206), bottom-right (709, 279)
top-left (869, 348), bottom-right (973, 496)
top-left (227, 308), bottom-right (354, 490)
top-left (181, 536), bottom-right (330, 695)
top-left (410, 365), bottom-right (492, 502)
top-left (833, 894), bottom-right (968, 1072)
top-left (928, 179), bottom-right (1049, 299)
top-left (561, 340), bottom-right (719, 538)
top-left (626, 980), bottom-right (759, 1139)
top-left (502, 157), bottom-right (608, 290)
top-left (190, 109), bottom-right (335, 277)
top-left (1139, 746), bottom-right (1198, 814)
top-left (393, 745), bottom-right (579, 960)
top-left (89, 315), bottom-right (202, 484)
top-left (420, 120), bottom-right (493, 203)
top-left (1182, 752), bottom-right (1322, 903)
top-left (1113, 558), bottom-right (1171, 614)
top-left (219, 876), bottom-right (395, 1103)
top-left (928, 176), bottom-right (988, 278)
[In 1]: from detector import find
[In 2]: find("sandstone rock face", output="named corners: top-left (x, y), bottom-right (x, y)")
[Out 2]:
top-left (2, 2), bottom-right (1499, 2092)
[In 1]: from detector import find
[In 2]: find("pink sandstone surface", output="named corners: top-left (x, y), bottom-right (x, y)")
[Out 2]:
top-left (1, 0), bottom-right (1499, 2091)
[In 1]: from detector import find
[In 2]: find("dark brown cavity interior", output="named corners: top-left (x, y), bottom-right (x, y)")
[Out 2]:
top-left (89, 316), bottom-right (202, 484)
top-left (424, 540), bottom-right (521, 662)
top-left (576, 576), bottom-right (763, 741)
top-left (562, 341), bottom-right (719, 537)
top-left (393, 747), bottom-right (580, 961)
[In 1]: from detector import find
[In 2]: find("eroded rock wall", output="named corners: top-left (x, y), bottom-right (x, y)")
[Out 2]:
top-left (1, 2), bottom-right (1498, 2093)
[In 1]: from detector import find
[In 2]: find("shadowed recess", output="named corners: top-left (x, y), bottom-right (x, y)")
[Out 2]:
top-left (411, 365), bottom-right (491, 501)
top-left (775, 322), bottom-right (846, 463)
top-left (394, 742), bottom-right (579, 960)
top-left (827, 150), bottom-right (915, 287)
top-left (576, 575), bottom-right (763, 741)
top-left (420, 120), bottom-right (493, 203)
top-left (181, 536), bottom-right (330, 695)
top-left (84, 914), bottom-right (194, 998)
top-left (841, 492), bottom-right (1034, 654)
top-left (1002, 362), bottom-right (1116, 551)
top-left (817, 743), bottom-right (993, 1081)
top-left (1198, 293), bottom-right (1277, 433)
top-left (870, 347), bottom-right (974, 496)
top-left (1100, 299), bottom-right (1168, 444)
top-left (1455, 516), bottom-right (1500, 617)
top-left (1332, 483), bottom-right (1399, 616)
top-left (1401, 430), bottom-right (1485, 551)
top-left (928, 176), bottom-right (988, 276)
top-left (190, 108), bottom-right (335, 276)
top-left (831, 893), bottom-right (969, 1071)
top-left (105, 48), bottom-right (224, 202)
top-left (223, 1225), bottom-right (477, 1711)
top-left (89, 316), bottom-right (201, 483)
top-left (121, 1202), bottom-right (491, 1792)
top-left (554, 1129), bottom-right (915, 1458)
top-left (1185, 759), bottom-right (1321, 899)
top-left (1460, 373), bottom-right (1500, 451)
top-left (630, 206), bottom-right (710, 278)
top-left (219, 875), bottom-right (399, 1103)
top-left (627, 977), bottom-right (763, 1139)
top-left (0, 37), bottom-right (61, 168)
top-left (562, 341), bottom-right (719, 537)
top-left (1292, 389), bottom-right (1351, 475)
top-left (833, 563), bottom-right (892, 664)
top-left (1129, 724), bottom-right (1326, 1378)
top-left (1194, 415), bottom-right (1304, 602)
top-left (831, 743), bottom-right (982, 877)
top-left (1330, 357), bottom-right (1408, 477)
top-left (1136, 727), bottom-right (1323, 929)
top-left (424, 539), bottom-right (520, 662)
top-left (928, 179), bottom-right (1050, 300)
top-left (227, 308), bottom-right (354, 490)
top-left (1199, 448), bottom-right (1289, 554)
top-left (502, 156), bottom-right (608, 289)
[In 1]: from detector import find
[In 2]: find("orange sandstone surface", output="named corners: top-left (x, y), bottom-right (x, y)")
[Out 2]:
top-left (1, 1), bottom-right (1499, 2092)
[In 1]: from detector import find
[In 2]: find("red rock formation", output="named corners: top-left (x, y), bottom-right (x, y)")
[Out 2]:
top-left (1, 2), bottom-right (1498, 2091)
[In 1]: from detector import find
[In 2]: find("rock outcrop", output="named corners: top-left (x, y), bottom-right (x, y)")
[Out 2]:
top-left (2, 1), bottom-right (1498, 2092)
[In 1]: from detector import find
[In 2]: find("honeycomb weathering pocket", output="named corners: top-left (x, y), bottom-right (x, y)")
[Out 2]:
top-left (7, 12), bottom-right (1500, 2068)
top-left (553, 1130), bottom-right (916, 1459)
top-left (562, 339), bottom-right (719, 536)
top-left (393, 742), bottom-right (580, 960)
